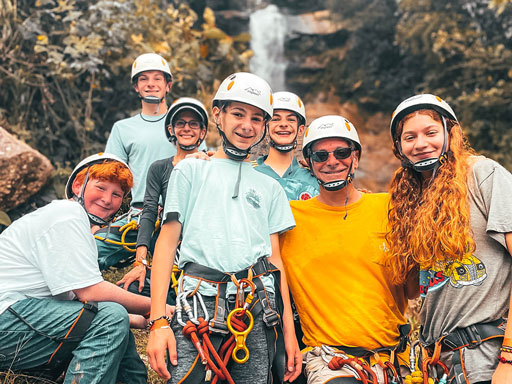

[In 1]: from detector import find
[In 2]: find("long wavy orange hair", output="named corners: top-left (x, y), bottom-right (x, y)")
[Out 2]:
top-left (386, 110), bottom-right (476, 284)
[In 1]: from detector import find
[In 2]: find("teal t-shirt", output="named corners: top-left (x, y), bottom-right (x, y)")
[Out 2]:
top-left (252, 156), bottom-right (319, 201)
top-left (105, 113), bottom-right (177, 205)
top-left (163, 158), bottom-right (296, 296)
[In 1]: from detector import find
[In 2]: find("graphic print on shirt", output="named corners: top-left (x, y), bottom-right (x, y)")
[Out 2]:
top-left (420, 254), bottom-right (487, 297)
top-left (245, 188), bottom-right (262, 209)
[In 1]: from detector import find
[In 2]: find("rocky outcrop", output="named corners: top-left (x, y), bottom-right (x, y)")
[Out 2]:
top-left (0, 127), bottom-right (54, 211)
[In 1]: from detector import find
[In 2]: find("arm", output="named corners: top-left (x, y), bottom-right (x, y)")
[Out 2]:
top-left (118, 161), bottom-right (164, 291)
top-left (147, 219), bottom-right (182, 380)
top-left (492, 232), bottom-right (512, 384)
top-left (74, 280), bottom-right (150, 315)
top-left (269, 233), bottom-right (302, 382)
top-left (406, 267), bottom-right (420, 300)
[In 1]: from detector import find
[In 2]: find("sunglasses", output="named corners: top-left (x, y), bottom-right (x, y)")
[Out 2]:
top-left (311, 147), bottom-right (353, 162)
top-left (174, 119), bottom-right (202, 130)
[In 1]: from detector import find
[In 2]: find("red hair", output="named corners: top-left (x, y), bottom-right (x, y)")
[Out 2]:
top-left (74, 161), bottom-right (133, 195)
top-left (386, 110), bottom-right (476, 284)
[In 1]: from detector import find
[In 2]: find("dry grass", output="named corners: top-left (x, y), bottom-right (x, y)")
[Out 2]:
top-left (0, 268), bottom-right (165, 384)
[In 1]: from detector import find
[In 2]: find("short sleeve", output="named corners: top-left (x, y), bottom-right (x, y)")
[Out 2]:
top-left (268, 182), bottom-right (296, 235)
top-left (105, 123), bottom-right (128, 162)
top-left (473, 159), bottom-right (512, 247)
top-left (163, 162), bottom-right (192, 225)
top-left (35, 217), bottom-right (103, 295)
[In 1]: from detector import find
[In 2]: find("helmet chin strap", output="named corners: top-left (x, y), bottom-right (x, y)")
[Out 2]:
top-left (310, 157), bottom-right (355, 192)
top-left (400, 115), bottom-right (449, 174)
top-left (140, 95), bottom-right (164, 114)
top-left (215, 122), bottom-right (268, 162)
top-left (76, 171), bottom-right (114, 226)
top-left (168, 131), bottom-right (205, 151)
top-left (269, 131), bottom-right (298, 153)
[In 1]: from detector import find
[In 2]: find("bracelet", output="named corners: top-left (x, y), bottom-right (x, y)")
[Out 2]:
top-left (498, 356), bottom-right (512, 365)
top-left (133, 259), bottom-right (149, 268)
top-left (147, 315), bottom-right (171, 331)
top-left (500, 345), bottom-right (512, 354)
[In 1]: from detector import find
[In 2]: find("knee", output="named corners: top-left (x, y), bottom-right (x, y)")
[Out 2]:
top-left (94, 302), bottom-right (130, 336)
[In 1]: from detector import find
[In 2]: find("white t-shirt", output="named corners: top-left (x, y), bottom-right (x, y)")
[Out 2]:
top-left (0, 200), bottom-right (103, 314)
top-left (163, 158), bottom-right (295, 296)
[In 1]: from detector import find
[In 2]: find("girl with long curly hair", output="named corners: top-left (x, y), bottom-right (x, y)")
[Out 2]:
top-left (387, 94), bottom-right (512, 384)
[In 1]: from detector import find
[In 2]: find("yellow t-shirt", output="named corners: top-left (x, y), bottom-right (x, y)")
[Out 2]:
top-left (280, 193), bottom-right (408, 349)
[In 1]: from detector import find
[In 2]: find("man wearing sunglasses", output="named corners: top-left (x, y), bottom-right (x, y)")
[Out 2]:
top-left (279, 115), bottom-right (414, 384)
top-left (252, 91), bottom-right (319, 201)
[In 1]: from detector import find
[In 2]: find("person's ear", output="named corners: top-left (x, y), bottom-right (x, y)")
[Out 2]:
top-left (71, 178), bottom-right (83, 197)
top-left (352, 151), bottom-right (360, 170)
top-left (212, 106), bottom-right (221, 124)
top-left (298, 124), bottom-right (305, 137)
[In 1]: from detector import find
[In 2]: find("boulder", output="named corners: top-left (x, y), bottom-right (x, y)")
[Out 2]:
top-left (0, 127), bottom-right (54, 211)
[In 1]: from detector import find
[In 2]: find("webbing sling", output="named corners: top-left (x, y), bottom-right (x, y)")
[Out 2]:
top-left (178, 257), bottom-right (285, 383)
top-left (8, 301), bottom-right (98, 380)
top-left (422, 319), bottom-right (505, 384)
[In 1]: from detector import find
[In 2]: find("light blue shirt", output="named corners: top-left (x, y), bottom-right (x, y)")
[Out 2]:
top-left (105, 113), bottom-right (176, 205)
top-left (164, 158), bottom-right (295, 296)
top-left (253, 156), bottom-right (320, 201)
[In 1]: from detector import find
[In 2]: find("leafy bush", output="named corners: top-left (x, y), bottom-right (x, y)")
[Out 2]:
top-left (0, 0), bottom-right (251, 167)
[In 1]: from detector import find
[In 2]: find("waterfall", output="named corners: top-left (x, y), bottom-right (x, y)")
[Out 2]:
top-left (249, 4), bottom-right (287, 91)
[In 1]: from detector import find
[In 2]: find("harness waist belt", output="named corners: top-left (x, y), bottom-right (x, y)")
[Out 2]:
top-left (425, 319), bottom-right (505, 352)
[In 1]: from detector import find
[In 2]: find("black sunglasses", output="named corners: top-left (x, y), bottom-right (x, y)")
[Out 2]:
top-left (311, 147), bottom-right (353, 162)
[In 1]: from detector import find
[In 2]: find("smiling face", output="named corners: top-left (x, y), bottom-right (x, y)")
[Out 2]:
top-left (310, 138), bottom-right (358, 185)
top-left (72, 178), bottom-right (124, 220)
top-left (213, 101), bottom-right (266, 150)
top-left (170, 110), bottom-right (205, 149)
top-left (133, 70), bottom-right (171, 100)
top-left (268, 109), bottom-right (304, 145)
top-left (399, 111), bottom-right (446, 164)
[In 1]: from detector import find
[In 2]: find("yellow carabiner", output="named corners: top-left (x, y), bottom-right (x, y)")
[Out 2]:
top-left (226, 308), bottom-right (254, 364)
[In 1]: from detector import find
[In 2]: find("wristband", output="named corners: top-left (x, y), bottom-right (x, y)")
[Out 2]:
top-left (133, 259), bottom-right (149, 268)
top-left (498, 355), bottom-right (512, 365)
top-left (500, 346), bottom-right (512, 354)
top-left (147, 315), bottom-right (171, 331)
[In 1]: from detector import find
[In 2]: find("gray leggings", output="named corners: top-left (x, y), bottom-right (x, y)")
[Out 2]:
top-left (168, 295), bottom-right (277, 384)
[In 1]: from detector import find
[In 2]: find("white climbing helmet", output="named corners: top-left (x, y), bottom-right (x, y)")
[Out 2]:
top-left (131, 53), bottom-right (172, 82)
top-left (273, 91), bottom-right (306, 125)
top-left (212, 72), bottom-right (273, 120)
top-left (65, 152), bottom-right (130, 199)
top-left (390, 94), bottom-right (458, 140)
top-left (303, 115), bottom-right (361, 158)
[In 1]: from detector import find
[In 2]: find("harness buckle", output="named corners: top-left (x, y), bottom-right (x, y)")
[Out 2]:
top-left (209, 319), bottom-right (230, 335)
top-left (252, 256), bottom-right (271, 276)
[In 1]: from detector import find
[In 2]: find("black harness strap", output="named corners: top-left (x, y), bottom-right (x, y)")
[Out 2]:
top-left (422, 319), bottom-right (505, 384)
top-left (178, 257), bottom-right (285, 384)
top-left (8, 301), bottom-right (98, 380)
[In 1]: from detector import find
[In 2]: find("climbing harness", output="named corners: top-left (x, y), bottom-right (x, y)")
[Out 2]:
top-left (172, 256), bottom-right (285, 384)
top-left (418, 319), bottom-right (505, 384)
top-left (320, 323), bottom-right (411, 384)
top-left (8, 301), bottom-right (98, 381)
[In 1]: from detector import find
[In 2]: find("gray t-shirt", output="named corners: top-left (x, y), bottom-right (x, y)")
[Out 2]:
top-left (419, 156), bottom-right (512, 383)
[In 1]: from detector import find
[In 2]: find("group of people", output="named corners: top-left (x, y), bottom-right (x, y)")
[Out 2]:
top-left (0, 52), bottom-right (511, 384)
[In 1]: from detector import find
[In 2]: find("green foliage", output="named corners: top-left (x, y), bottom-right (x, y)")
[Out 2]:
top-left (0, 0), bottom-right (250, 168)
top-left (396, 0), bottom-right (512, 169)
top-left (324, 0), bottom-right (512, 169)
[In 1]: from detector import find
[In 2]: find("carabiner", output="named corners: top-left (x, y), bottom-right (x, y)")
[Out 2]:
top-left (226, 308), bottom-right (254, 364)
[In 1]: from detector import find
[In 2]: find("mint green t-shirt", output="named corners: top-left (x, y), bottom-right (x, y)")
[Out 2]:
top-left (252, 156), bottom-right (319, 201)
top-left (163, 158), bottom-right (295, 296)
top-left (105, 113), bottom-right (177, 205)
